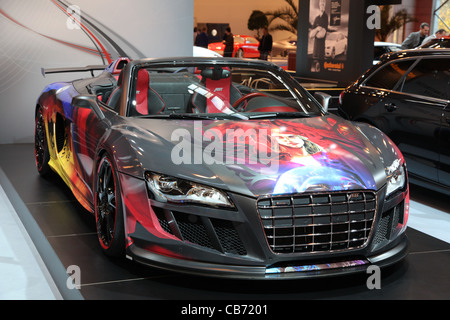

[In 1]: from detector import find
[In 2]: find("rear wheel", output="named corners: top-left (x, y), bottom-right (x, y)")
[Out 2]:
top-left (95, 154), bottom-right (125, 258)
top-left (34, 107), bottom-right (52, 177)
top-left (235, 48), bottom-right (244, 58)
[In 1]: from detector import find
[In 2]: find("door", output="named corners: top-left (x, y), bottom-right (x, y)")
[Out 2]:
top-left (353, 58), bottom-right (416, 128)
top-left (438, 103), bottom-right (450, 187)
top-left (389, 57), bottom-right (450, 184)
top-left (71, 101), bottom-right (109, 201)
top-left (377, 91), bottom-right (443, 183)
top-left (243, 36), bottom-right (260, 58)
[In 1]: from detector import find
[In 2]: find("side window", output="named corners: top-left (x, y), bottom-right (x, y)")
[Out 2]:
top-left (364, 59), bottom-right (415, 90)
top-left (245, 37), bottom-right (258, 44)
top-left (400, 58), bottom-right (450, 100)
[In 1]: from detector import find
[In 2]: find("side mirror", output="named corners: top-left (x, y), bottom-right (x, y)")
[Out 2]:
top-left (72, 95), bottom-right (105, 120)
top-left (314, 92), bottom-right (332, 112)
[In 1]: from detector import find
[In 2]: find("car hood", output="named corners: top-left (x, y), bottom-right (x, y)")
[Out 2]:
top-left (116, 114), bottom-right (395, 198)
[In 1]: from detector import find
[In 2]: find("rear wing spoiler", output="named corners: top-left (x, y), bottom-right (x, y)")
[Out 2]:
top-left (41, 65), bottom-right (107, 78)
top-left (41, 58), bottom-right (131, 78)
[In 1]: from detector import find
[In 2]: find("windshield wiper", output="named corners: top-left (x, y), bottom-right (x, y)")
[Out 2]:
top-left (166, 113), bottom-right (217, 120)
top-left (139, 112), bottom-right (318, 121)
top-left (244, 112), bottom-right (317, 119)
top-left (166, 113), bottom-right (250, 120)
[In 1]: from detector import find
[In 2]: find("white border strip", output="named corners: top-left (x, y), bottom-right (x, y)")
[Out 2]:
top-left (409, 200), bottom-right (450, 244)
top-left (0, 167), bottom-right (83, 300)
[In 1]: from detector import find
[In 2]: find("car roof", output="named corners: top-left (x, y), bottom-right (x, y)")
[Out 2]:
top-left (418, 36), bottom-right (450, 48)
top-left (379, 48), bottom-right (450, 62)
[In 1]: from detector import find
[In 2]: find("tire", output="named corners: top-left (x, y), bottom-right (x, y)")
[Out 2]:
top-left (95, 154), bottom-right (125, 258)
top-left (34, 107), bottom-right (52, 177)
top-left (235, 48), bottom-right (244, 58)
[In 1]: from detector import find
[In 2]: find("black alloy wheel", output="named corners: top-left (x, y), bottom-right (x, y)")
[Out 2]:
top-left (95, 154), bottom-right (125, 257)
top-left (35, 107), bottom-right (51, 176)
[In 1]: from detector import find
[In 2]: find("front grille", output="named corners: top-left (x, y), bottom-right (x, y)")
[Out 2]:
top-left (257, 191), bottom-right (376, 254)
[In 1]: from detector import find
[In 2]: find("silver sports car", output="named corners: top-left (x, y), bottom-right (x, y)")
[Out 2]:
top-left (35, 57), bottom-right (409, 279)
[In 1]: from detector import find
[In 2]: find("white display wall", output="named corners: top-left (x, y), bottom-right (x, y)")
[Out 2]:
top-left (0, 0), bottom-right (193, 144)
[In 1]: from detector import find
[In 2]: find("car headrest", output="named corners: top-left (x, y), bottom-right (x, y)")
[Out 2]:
top-left (137, 68), bottom-right (149, 89)
top-left (201, 67), bottom-right (231, 80)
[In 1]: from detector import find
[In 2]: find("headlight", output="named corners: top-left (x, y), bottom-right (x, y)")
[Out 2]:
top-left (385, 159), bottom-right (406, 196)
top-left (145, 172), bottom-right (234, 208)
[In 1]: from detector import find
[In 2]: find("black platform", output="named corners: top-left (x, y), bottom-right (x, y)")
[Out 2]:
top-left (1, 143), bottom-right (449, 301)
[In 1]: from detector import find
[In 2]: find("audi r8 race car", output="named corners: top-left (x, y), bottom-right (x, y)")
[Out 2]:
top-left (35, 57), bottom-right (409, 279)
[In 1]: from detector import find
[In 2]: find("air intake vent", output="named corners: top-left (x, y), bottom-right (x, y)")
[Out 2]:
top-left (154, 207), bottom-right (247, 255)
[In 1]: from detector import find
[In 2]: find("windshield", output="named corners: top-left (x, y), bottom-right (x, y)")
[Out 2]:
top-left (126, 61), bottom-right (324, 119)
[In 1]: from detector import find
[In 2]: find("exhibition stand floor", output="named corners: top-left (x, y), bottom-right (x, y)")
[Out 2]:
top-left (0, 143), bottom-right (449, 300)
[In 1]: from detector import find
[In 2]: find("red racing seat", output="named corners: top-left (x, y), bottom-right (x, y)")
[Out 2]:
top-left (191, 67), bottom-right (242, 113)
top-left (133, 69), bottom-right (166, 116)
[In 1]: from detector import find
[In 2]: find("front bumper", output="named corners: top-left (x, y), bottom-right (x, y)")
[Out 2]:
top-left (123, 177), bottom-right (409, 279)
top-left (127, 234), bottom-right (408, 279)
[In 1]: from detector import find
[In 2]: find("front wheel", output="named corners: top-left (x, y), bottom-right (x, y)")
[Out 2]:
top-left (95, 154), bottom-right (125, 258)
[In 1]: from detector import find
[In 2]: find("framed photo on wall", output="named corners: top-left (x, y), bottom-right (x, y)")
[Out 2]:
top-left (308, 0), bottom-right (349, 73)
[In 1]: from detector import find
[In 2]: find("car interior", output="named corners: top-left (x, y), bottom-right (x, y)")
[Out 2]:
top-left (91, 64), bottom-right (304, 117)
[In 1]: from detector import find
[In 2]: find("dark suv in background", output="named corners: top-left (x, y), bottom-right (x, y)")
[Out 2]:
top-left (339, 49), bottom-right (450, 195)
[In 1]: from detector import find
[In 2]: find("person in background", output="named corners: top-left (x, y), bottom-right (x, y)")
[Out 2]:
top-left (195, 27), bottom-right (209, 48)
top-left (193, 27), bottom-right (199, 45)
top-left (223, 27), bottom-right (234, 57)
top-left (422, 28), bottom-right (448, 45)
top-left (401, 22), bottom-right (430, 49)
top-left (258, 27), bottom-right (273, 60)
